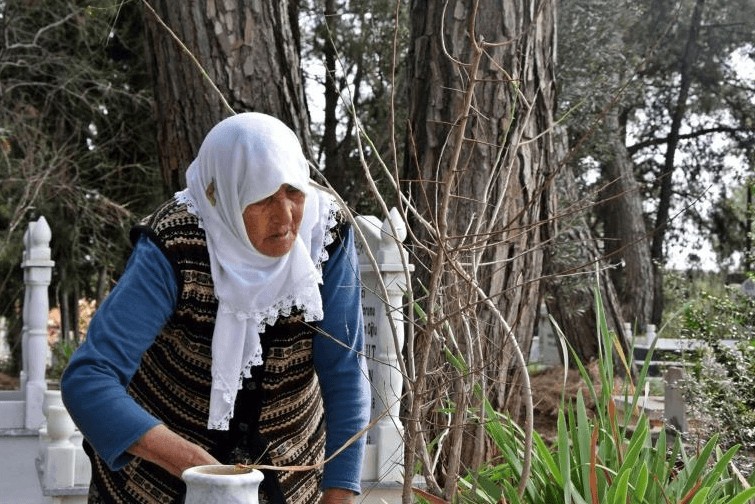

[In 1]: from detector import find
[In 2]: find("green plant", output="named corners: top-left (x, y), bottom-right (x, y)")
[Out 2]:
top-left (666, 280), bottom-right (755, 452)
top-left (48, 339), bottom-right (77, 382)
top-left (451, 281), bottom-right (755, 503)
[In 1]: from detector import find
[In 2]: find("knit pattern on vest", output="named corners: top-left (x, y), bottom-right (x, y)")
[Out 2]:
top-left (86, 198), bottom-right (328, 504)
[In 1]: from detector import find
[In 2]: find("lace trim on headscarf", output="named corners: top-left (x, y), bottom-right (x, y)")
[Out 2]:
top-left (175, 188), bottom-right (201, 226)
top-left (316, 197), bottom-right (340, 271)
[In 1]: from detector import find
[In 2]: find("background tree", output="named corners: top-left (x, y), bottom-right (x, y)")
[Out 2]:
top-left (637, 0), bottom-right (755, 321)
top-left (542, 128), bottom-right (630, 366)
top-left (556, 0), bottom-right (656, 330)
top-left (0, 0), bottom-right (162, 370)
top-left (559, 0), bottom-right (755, 328)
top-left (300, 0), bottom-right (408, 213)
top-left (707, 176), bottom-right (755, 270)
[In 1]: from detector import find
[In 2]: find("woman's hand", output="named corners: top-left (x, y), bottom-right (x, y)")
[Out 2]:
top-left (320, 488), bottom-right (356, 504)
top-left (127, 424), bottom-right (220, 478)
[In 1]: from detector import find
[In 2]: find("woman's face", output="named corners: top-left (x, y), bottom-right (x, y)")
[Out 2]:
top-left (242, 184), bottom-right (306, 257)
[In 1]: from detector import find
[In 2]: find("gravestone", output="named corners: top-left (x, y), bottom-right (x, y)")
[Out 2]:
top-left (664, 366), bottom-right (687, 442)
top-left (533, 304), bottom-right (561, 366)
top-left (355, 208), bottom-right (412, 485)
top-left (742, 278), bottom-right (755, 298)
top-left (0, 317), bottom-right (9, 364)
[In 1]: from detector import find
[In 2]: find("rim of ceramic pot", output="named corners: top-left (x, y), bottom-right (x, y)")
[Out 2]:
top-left (182, 464), bottom-right (264, 484)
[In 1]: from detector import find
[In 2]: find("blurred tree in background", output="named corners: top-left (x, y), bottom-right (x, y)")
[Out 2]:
top-left (0, 0), bottom-right (163, 369)
top-left (300, 0), bottom-right (409, 213)
top-left (558, 0), bottom-right (755, 327)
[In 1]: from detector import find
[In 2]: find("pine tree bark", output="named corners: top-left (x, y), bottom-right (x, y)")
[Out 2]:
top-left (599, 107), bottom-right (654, 329)
top-left (406, 0), bottom-right (557, 492)
top-left (142, 0), bottom-right (311, 191)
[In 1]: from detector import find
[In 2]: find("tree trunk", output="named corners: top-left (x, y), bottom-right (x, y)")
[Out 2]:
top-left (599, 107), bottom-right (654, 330)
top-left (58, 283), bottom-right (70, 345)
top-left (651, 0), bottom-right (704, 323)
top-left (317, 1), bottom-right (364, 201)
top-left (142, 0), bottom-right (311, 191)
top-left (406, 0), bottom-right (556, 496)
top-left (543, 128), bottom-right (630, 365)
top-left (321, 0), bottom-right (340, 171)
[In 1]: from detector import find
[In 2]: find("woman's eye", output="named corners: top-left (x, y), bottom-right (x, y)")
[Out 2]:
top-left (285, 185), bottom-right (304, 197)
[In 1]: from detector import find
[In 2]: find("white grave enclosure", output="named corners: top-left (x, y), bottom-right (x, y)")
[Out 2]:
top-left (0, 217), bottom-right (90, 503)
top-left (355, 208), bottom-right (413, 485)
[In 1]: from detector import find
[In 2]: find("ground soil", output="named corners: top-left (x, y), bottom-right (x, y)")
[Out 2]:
top-left (0, 371), bottom-right (19, 390)
top-left (529, 364), bottom-right (600, 441)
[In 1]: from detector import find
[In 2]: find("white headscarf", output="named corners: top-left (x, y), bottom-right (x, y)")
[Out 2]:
top-left (174, 112), bottom-right (337, 430)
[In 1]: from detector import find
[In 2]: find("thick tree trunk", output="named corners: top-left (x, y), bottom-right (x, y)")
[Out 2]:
top-left (142, 0), bottom-right (311, 191)
top-left (600, 108), bottom-right (654, 330)
top-left (406, 0), bottom-right (556, 495)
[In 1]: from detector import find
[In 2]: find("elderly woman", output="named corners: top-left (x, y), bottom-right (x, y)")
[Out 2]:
top-left (61, 113), bottom-right (371, 504)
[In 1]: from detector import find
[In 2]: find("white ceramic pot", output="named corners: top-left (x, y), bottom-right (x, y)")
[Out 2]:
top-left (182, 465), bottom-right (264, 504)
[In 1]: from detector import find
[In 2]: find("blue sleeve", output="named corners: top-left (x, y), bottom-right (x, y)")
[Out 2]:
top-left (313, 224), bottom-right (371, 494)
top-left (61, 235), bottom-right (177, 471)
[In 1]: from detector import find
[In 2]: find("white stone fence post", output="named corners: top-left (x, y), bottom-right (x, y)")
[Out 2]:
top-left (38, 389), bottom-right (90, 503)
top-left (22, 216), bottom-right (55, 430)
top-left (355, 209), bottom-right (413, 489)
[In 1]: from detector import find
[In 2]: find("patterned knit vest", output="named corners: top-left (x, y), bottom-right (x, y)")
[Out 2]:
top-left (85, 198), bottom-right (331, 504)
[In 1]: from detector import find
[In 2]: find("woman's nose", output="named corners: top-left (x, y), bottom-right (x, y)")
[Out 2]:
top-left (270, 195), bottom-right (293, 224)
